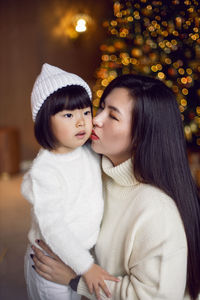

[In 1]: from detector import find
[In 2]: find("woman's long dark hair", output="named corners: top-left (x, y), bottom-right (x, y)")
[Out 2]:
top-left (100, 74), bottom-right (200, 299)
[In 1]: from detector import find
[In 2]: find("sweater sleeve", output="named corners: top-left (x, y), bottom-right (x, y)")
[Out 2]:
top-left (21, 166), bottom-right (94, 275)
top-left (77, 200), bottom-right (187, 299)
top-left (78, 249), bottom-right (187, 300)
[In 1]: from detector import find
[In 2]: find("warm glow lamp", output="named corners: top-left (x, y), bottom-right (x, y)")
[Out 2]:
top-left (75, 19), bottom-right (87, 32)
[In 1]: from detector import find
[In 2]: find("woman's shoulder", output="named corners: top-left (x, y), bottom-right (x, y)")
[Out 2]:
top-left (135, 183), bottom-right (183, 224)
top-left (137, 183), bottom-right (175, 208)
top-left (132, 184), bottom-right (187, 249)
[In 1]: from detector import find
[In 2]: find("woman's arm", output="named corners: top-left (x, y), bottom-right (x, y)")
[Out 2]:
top-left (77, 248), bottom-right (187, 300)
top-left (32, 201), bottom-right (188, 300)
top-left (32, 241), bottom-right (187, 300)
top-left (31, 242), bottom-right (76, 285)
top-left (31, 241), bottom-right (119, 300)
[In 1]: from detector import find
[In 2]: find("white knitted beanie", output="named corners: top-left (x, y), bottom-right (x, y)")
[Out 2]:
top-left (31, 63), bottom-right (92, 121)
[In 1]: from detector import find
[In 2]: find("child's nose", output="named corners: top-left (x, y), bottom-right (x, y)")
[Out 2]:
top-left (76, 114), bottom-right (85, 127)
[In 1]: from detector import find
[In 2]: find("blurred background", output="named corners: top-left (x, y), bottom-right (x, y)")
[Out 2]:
top-left (0, 0), bottom-right (200, 299)
top-left (0, 0), bottom-right (113, 162)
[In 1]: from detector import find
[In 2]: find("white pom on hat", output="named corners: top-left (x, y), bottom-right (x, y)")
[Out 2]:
top-left (31, 63), bottom-right (92, 121)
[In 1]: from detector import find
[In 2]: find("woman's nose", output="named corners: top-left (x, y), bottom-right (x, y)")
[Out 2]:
top-left (93, 111), bottom-right (103, 127)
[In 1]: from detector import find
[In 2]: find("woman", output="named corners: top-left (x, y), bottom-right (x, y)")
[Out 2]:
top-left (31, 74), bottom-right (200, 300)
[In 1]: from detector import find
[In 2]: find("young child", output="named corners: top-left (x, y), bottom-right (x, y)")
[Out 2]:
top-left (21, 63), bottom-right (114, 300)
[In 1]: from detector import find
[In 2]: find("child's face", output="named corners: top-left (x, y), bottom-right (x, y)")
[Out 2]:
top-left (51, 107), bottom-right (92, 154)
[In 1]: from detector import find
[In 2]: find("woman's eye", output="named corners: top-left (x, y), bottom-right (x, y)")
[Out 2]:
top-left (110, 114), bottom-right (118, 121)
top-left (64, 113), bottom-right (73, 118)
top-left (84, 110), bottom-right (91, 116)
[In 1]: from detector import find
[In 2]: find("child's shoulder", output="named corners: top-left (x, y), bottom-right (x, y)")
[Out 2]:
top-left (32, 148), bottom-right (49, 164)
top-left (30, 148), bottom-right (56, 174)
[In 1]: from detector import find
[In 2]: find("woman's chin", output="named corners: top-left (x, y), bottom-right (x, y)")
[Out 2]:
top-left (91, 141), bottom-right (102, 154)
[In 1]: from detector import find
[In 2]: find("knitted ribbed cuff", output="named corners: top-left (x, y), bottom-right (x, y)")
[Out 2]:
top-left (69, 275), bottom-right (81, 292)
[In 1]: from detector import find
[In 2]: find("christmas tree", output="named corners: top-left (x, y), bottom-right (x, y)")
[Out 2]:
top-left (93, 0), bottom-right (200, 149)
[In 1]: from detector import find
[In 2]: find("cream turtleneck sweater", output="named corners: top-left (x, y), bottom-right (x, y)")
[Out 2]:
top-left (78, 157), bottom-right (190, 300)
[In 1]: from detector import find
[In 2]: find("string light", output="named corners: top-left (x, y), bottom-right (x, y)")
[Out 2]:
top-left (181, 77), bottom-right (187, 84)
top-left (158, 72), bottom-right (165, 79)
top-left (182, 88), bottom-right (189, 95)
top-left (96, 90), bottom-right (103, 98)
top-left (181, 99), bottom-right (187, 106)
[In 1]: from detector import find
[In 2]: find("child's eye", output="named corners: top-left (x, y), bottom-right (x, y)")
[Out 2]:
top-left (64, 113), bottom-right (73, 118)
top-left (84, 110), bottom-right (91, 116)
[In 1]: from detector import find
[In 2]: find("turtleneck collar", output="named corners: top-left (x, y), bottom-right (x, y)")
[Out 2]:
top-left (102, 156), bottom-right (139, 187)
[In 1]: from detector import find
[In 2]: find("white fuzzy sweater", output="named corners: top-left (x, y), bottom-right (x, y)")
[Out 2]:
top-left (21, 145), bottom-right (104, 275)
top-left (78, 157), bottom-right (190, 300)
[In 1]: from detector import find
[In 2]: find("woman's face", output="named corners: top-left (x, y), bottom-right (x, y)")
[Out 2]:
top-left (91, 87), bottom-right (134, 166)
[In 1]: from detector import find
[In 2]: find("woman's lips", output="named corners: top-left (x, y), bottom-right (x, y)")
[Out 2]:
top-left (91, 130), bottom-right (99, 140)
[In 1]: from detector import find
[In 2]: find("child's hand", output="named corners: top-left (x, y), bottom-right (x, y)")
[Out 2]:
top-left (82, 263), bottom-right (119, 300)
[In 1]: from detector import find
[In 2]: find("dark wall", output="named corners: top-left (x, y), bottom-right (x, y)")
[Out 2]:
top-left (0, 0), bottom-right (112, 161)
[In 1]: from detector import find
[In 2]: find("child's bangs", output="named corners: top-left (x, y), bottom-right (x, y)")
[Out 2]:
top-left (51, 86), bottom-right (91, 115)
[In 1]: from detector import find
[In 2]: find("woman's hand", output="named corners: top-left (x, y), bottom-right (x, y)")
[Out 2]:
top-left (31, 240), bottom-right (76, 285)
top-left (83, 263), bottom-right (120, 300)
top-left (32, 240), bottom-right (120, 299)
